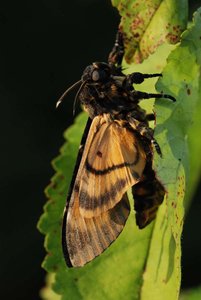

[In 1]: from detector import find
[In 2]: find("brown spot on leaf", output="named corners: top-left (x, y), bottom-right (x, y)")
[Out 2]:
top-left (166, 33), bottom-right (179, 44)
top-left (171, 201), bottom-right (177, 208)
top-left (52, 265), bottom-right (58, 272)
top-left (185, 83), bottom-right (190, 94)
top-left (131, 15), bottom-right (144, 30)
top-left (187, 88), bottom-right (191, 95)
top-left (133, 33), bottom-right (140, 38)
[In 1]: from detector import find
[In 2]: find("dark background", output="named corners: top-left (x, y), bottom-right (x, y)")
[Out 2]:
top-left (1, 1), bottom-right (201, 299)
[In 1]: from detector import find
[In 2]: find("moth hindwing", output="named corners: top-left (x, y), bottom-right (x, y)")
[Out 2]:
top-left (61, 30), bottom-right (175, 268)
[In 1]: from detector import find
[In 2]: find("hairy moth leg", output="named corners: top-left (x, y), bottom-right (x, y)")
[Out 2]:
top-left (132, 90), bottom-right (176, 102)
top-left (108, 30), bottom-right (124, 68)
top-left (128, 117), bottom-right (162, 156)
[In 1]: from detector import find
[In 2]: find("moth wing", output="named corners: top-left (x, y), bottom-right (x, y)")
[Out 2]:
top-left (62, 115), bottom-right (145, 267)
top-left (78, 117), bottom-right (146, 217)
top-left (62, 192), bottom-right (130, 267)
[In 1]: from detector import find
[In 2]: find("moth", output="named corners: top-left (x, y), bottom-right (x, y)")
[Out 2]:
top-left (58, 31), bottom-right (175, 268)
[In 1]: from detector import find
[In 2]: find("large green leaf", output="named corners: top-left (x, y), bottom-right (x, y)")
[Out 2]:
top-left (38, 6), bottom-right (201, 300)
top-left (140, 8), bottom-right (201, 299)
top-left (112, 0), bottom-right (188, 63)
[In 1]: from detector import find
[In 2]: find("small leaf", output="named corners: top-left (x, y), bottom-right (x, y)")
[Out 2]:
top-left (112, 0), bottom-right (188, 63)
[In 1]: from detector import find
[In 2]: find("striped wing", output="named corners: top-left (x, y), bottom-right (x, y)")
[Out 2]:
top-left (62, 115), bottom-right (146, 267)
top-left (63, 193), bottom-right (130, 267)
top-left (78, 117), bottom-right (146, 217)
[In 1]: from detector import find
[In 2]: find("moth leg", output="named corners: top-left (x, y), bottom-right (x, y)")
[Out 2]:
top-left (146, 113), bottom-right (155, 121)
top-left (108, 30), bottom-right (124, 68)
top-left (132, 90), bottom-right (176, 102)
top-left (139, 127), bottom-right (162, 157)
top-left (128, 117), bottom-right (162, 156)
top-left (151, 139), bottom-right (162, 157)
top-left (126, 72), bottom-right (162, 85)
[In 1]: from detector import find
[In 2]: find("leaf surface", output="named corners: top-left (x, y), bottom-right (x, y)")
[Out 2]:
top-left (140, 8), bottom-right (201, 299)
top-left (112, 0), bottom-right (188, 63)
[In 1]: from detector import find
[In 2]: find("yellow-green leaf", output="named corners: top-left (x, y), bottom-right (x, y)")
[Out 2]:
top-left (112, 0), bottom-right (188, 63)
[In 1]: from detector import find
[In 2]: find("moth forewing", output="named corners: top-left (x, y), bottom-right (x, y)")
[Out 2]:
top-left (78, 118), bottom-right (146, 218)
top-left (63, 192), bottom-right (130, 268)
top-left (62, 115), bottom-right (146, 267)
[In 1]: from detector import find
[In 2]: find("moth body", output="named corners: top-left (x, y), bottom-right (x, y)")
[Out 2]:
top-left (61, 31), bottom-right (175, 267)
top-left (80, 62), bottom-right (146, 122)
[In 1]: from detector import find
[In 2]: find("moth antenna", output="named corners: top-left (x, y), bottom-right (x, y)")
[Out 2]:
top-left (73, 81), bottom-right (87, 116)
top-left (56, 80), bottom-right (82, 108)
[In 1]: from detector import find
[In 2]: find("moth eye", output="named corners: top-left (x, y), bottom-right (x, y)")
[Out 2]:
top-left (92, 70), bottom-right (100, 81)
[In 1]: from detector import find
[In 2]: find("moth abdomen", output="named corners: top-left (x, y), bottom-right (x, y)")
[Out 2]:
top-left (132, 165), bottom-right (165, 229)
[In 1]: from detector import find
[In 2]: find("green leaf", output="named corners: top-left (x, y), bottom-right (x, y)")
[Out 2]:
top-left (40, 274), bottom-right (61, 300)
top-left (139, 8), bottom-right (201, 299)
top-left (112, 0), bottom-right (188, 63)
top-left (38, 6), bottom-right (201, 300)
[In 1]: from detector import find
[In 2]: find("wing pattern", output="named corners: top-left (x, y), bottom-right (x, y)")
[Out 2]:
top-left (63, 193), bottom-right (130, 267)
top-left (62, 115), bottom-right (146, 267)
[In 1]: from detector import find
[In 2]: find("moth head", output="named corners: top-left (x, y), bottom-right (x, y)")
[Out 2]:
top-left (56, 62), bottom-right (111, 112)
top-left (82, 62), bottom-right (111, 83)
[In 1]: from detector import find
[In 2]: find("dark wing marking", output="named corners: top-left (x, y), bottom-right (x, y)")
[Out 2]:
top-left (77, 117), bottom-right (146, 217)
top-left (62, 193), bottom-right (130, 267)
